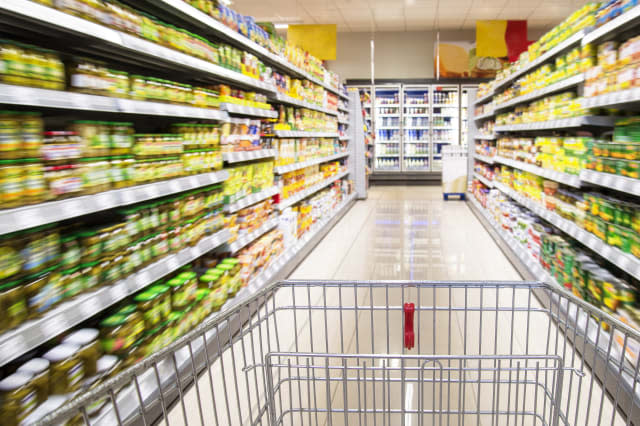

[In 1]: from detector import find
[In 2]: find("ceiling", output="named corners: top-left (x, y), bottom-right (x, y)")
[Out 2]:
top-left (231, 0), bottom-right (592, 32)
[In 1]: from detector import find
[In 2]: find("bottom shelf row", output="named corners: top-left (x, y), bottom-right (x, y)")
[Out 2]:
top-left (4, 185), bottom-right (357, 426)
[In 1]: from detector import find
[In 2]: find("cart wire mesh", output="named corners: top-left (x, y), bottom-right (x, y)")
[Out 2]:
top-left (35, 281), bottom-right (640, 426)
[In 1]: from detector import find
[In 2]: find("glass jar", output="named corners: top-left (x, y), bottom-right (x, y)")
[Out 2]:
top-left (17, 358), bottom-right (50, 405)
top-left (63, 328), bottom-right (101, 376)
top-left (23, 266), bottom-right (63, 319)
top-left (0, 161), bottom-right (24, 208)
top-left (0, 279), bottom-right (27, 331)
top-left (19, 112), bottom-right (43, 158)
top-left (135, 290), bottom-right (163, 329)
top-left (43, 343), bottom-right (84, 394)
top-left (0, 111), bottom-right (21, 160)
top-left (100, 312), bottom-right (144, 356)
top-left (0, 373), bottom-right (38, 426)
top-left (22, 159), bottom-right (45, 204)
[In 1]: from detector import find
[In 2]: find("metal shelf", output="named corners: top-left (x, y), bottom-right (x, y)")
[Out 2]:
top-left (271, 92), bottom-right (339, 116)
top-left (0, 228), bottom-right (231, 367)
top-left (494, 116), bottom-right (616, 131)
top-left (277, 170), bottom-right (349, 210)
top-left (375, 154), bottom-right (400, 157)
top-left (473, 91), bottom-right (494, 105)
top-left (494, 156), bottom-right (581, 188)
top-left (376, 104), bottom-right (400, 107)
top-left (0, 170), bottom-right (229, 235)
top-left (222, 149), bottom-right (276, 163)
top-left (273, 152), bottom-right (348, 174)
top-left (0, 1), bottom-right (277, 93)
top-left (273, 130), bottom-right (339, 138)
top-left (377, 126), bottom-right (400, 130)
top-left (473, 172), bottom-right (494, 188)
top-left (220, 103), bottom-right (278, 118)
top-left (473, 110), bottom-right (495, 121)
top-left (338, 119), bottom-right (349, 125)
top-left (224, 186), bottom-right (279, 213)
top-left (473, 153), bottom-right (495, 164)
top-left (0, 84), bottom-right (230, 120)
top-left (494, 182), bottom-right (640, 281)
top-left (581, 87), bottom-right (640, 110)
top-left (582, 5), bottom-right (640, 45)
top-left (493, 74), bottom-right (585, 112)
top-left (580, 169), bottom-right (640, 197)
top-left (493, 30), bottom-right (585, 92)
top-left (474, 134), bottom-right (497, 140)
top-left (225, 218), bottom-right (278, 253)
top-left (339, 136), bottom-right (350, 141)
top-left (136, 0), bottom-right (343, 96)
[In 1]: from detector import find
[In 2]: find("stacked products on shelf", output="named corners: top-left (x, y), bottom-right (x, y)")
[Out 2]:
top-left (0, 0), bottom-right (357, 424)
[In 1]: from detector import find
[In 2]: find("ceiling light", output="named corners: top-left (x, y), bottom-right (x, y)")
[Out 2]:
top-left (220, 0), bottom-right (232, 5)
top-left (405, 0), bottom-right (416, 5)
top-left (275, 23), bottom-right (289, 29)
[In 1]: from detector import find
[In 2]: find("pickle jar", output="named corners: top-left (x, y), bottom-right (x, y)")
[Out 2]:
top-left (135, 290), bottom-right (163, 329)
top-left (149, 284), bottom-right (171, 319)
top-left (23, 159), bottom-right (45, 204)
top-left (79, 230), bottom-right (104, 264)
top-left (210, 286), bottom-right (228, 311)
top-left (221, 257), bottom-right (241, 276)
top-left (17, 358), bottom-right (50, 405)
top-left (19, 112), bottom-right (43, 158)
top-left (0, 111), bottom-right (21, 160)
top-left (0, 372), bottom-right (38, 426)
top-left (100, 313), bottom-right (144, 356)
top-left (63, 328), bottom-right (101, 376)
top-left (43, 343), bottom-right (84, 395)
top-left (167, 277), bottom-right (190, 310)
top-left (0, 160), bottom-right (24, 208)
top-left (23, 266), bottom-right (63, 319)
top-left (0, 279), bottom-right (28, 331)
top-left (178, 271), bottom-right (198, 300)
top-left (60, 234), bottom-right (81, 269)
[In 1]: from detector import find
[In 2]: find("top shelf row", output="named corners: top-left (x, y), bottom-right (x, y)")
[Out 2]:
top-left (0, 0), bottom-right (347, 99)
top-left (474, 5), bottom-right (640, 105)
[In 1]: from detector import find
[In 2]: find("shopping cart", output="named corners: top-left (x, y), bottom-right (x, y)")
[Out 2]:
top-left (35, 281), bottom-right (640, 426)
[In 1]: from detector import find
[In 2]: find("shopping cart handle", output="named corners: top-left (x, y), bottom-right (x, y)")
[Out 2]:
top-left (404, 302), bottom-right (415, 350)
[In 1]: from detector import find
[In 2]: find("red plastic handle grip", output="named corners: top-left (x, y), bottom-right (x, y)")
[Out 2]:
top-left (404, 302), bottom-right (415, 350)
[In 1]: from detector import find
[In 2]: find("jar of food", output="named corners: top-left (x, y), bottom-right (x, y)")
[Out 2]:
top-left (166, 277), bottom-right (186, 310)
top-left (63, 328), bottom-right (101, 376)
top-left (22, 159), bottom-right (45, 204)
top-left (43, 343), bottom-right (84, 394)
top-left (99, 312), bottom-right (144, 356)
top-left (220, 258), bottom-right (240, 276)
top-left (149, 284), bottom-right (171, 320)
top-left (72, 121), bottom-right (110, 157)
top-left (79, 157), bottom-right (111, 194)
top-left (61, 266), bottom-right (85, 299)
top-left (0, 279), bottom-right (28, 331)
top-left (198, 272), bottom-right (218, 289)
top-left (44, 163), bottom-right (82, 200)
top-left (0, 373), bottom-right (38, 426)
top-left (110, 123), bottom-right (133, 155)
top-left (19, 112), bottom-right (43, 158)
top-left (79, 230), bottom-right (104, 264)
top-left (0, 111), bottom-right (21, 160)
top-left (80, 261), bottom-right (101, 292)
top-left (123, 208), bottom-right (142, 240)
top-left (17, 358), bottom-right (50, 405)
top-left (135, 290), bottom-right (163, 329)
top-left (195, 288), bottom-right (211, 319)
top-left (0, 161), bottom-right (24, 208)
top-left (60, 234), bottom-right (81, 269)
top-left (23, 266), bottom-right (63, 319)
top-left (100, 255), bottom-right (123, 286)
top-left (177, 271), bottom-right (198, 299)
top-left (215, 262), bottom-right (237, 295)
top-left (168, 226), bottom-right (183, 252)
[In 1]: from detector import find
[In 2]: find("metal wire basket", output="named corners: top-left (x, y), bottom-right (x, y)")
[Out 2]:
top-left (35, 281), bottom-right (640, 426)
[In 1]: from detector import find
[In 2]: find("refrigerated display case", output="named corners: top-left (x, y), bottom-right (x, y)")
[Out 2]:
top-left (374, 85), bottom-right (401, 171)
top-left (461, 85), bottom-right (478, 149)
top-left (431, 85), bottom-right (459, 171)
top-left (402, 85), bottom-right (430, 171)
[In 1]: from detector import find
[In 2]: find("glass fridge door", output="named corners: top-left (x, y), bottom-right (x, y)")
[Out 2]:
top-left (461, 85), bottom-right (478, 149)
top-left (374, 85), bottom-right (401, 172)
top-left (402, 85), bottom-right (430, 172)
top-left (431, 85), bottom-right (459, 171)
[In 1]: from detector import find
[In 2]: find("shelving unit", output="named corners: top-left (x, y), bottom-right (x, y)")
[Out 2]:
top-left (271, 92), bottom-right (339, 116)
top-left (473, 172), bottom-right (494, 188)
top-left (0, 228), bottom-right (231, 366)
top-left (224, 186), bottom-right (279, 213)
top-left (277, 171), bottom-right (350, 210)
top-left (473, 154), bottom-right (495, 164)
top-left (494, 156), bottom-right (581, 188)
top-left (220, 103), bottom-right (278, 118)
top-left (225, 218), bottom-right (279, 253)
top-left (494, 116), bottom-right (616, 131)
top-left (0, 170), bottom-right (229, 235)
top-left (493, 74), bottom-right (585, 112)
top-left (273, 130), bottom-right (340, 138)
top-left (580, 169), bottom-right (640, 197)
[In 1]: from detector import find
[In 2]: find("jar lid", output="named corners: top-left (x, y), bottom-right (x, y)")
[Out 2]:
top-left (63, 328), bottom-right (99, 345)
top-left (178, 271), bottom-right (196, 280)
top-left (167, 278), bottom-right (184, 288)
top-left (116, 304), bottom-right (137, 316)
top-left (134, 291), bottom-right (157, 302)
top-left (0, 372), bottom-right (33, 391)
top-left (17, 358), bottom-right (50, 375)
top-left (96, 355), bottom-right (119, 374)
top-left (150, 284), bottom-right (169, 295)
top-left (100, 314), bottom-right (127, 328)
top-left (43, 343), bottom-right (80, 362)
top-left (216, 263), bottom-right (233, 272)
top-left (221, 258), bottom-right (239, 266)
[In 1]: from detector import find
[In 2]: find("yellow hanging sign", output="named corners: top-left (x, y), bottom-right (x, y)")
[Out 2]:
top-left (476, 20), bottom-right (508, 58)
top-left (288, 24), bottom-right (337, 60)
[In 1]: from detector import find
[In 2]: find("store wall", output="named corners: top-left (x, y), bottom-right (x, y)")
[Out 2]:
top-left (326, 28), bottom-right (549, 81)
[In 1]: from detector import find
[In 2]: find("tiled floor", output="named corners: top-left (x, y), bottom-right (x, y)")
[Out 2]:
top-left (162, 186), bottom-right (628, 426)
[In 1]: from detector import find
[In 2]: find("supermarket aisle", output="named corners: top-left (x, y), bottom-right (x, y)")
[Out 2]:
top-left (289, 185), bottom-right (521, 282)
top-left (166, 186), bottom-right (623, 426)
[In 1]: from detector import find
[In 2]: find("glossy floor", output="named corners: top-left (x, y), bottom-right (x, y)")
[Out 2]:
top-left (162, 186), bottom-right (627, 426)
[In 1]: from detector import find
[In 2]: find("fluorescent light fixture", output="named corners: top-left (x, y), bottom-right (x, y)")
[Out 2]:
top-left (274, 23), bottom-right (289, 29)
top-left (220, 0), bottom-right (232, 5)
